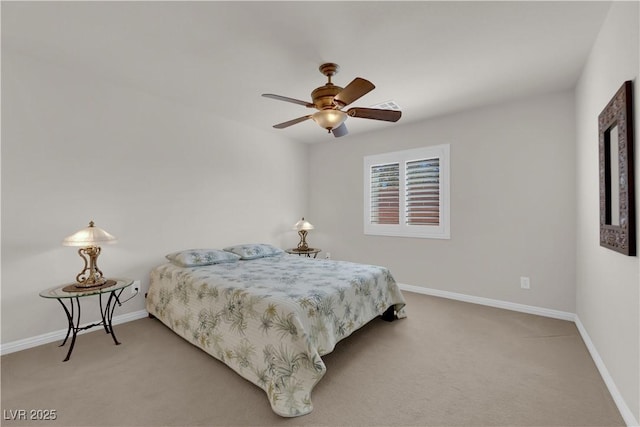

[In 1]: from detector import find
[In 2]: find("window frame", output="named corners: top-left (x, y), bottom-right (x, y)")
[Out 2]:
top-left (364, 144), bottom-right (450, 239)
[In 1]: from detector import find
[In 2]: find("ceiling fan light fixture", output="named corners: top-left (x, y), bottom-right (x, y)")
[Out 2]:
top-left (311, 109), bottom-right (347, 132)
top-left (263, 63), bottom-right (401, 136)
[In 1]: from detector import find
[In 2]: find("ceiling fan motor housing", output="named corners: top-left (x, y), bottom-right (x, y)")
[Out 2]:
top-left (311, 84), bottom-right (343, 110)
top-left (312, 63), bottom-right (343, 110)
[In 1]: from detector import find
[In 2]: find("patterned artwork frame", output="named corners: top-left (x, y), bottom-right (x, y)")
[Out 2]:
top-left (598, 80), bottom-right (635, 255)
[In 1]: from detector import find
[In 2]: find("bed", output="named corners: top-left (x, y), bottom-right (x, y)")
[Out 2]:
top-left (145, 244), bottom-right (406, 417)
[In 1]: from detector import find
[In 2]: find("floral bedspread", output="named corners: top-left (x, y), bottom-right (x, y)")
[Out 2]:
top-left (145, 254), bottom-right (406, 416)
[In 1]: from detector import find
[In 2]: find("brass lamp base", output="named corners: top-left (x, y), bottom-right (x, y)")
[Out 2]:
top-left (297, 230), bottom-right (310, 251)
top-left (75, 276), bottom-right (108, 288)
top-left (63, 279), bottom-right (116, 293)
top-left (72, 245), bottom-right (109, 288)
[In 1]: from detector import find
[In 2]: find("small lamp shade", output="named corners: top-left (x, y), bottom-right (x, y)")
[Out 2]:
top-left (63, 221), bottom-right (117, 247)
top-left (293, 218), bottom-right (315, 232)
top-left (63, 221), bottom-right (117, 288)
top-left (293, 217), bottom-right (314, 251)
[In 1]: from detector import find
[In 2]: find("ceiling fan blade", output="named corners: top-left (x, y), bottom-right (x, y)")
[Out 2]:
top-left (332, 123), bottom-right (348, 138)
top-left (347, 108), bottom-right (402, 122)
top-left (333, 78), bottom-right (375, 107)
top-left (262, 94), bottom-right (314, 108)
top-left (273, 115), bottom-right (312, 129)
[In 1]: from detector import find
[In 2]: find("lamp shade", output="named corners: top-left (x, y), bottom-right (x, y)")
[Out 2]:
top-left (293, 218), bottom-right (314, 231)
top-left (62, 221), bottom-right (117, 247)
top-left (311, 110), bottom-right (347, 131)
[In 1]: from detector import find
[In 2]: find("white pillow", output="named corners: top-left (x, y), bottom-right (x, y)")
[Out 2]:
top-left (165, 249), bottom-right (241, 267)
top-left (223, 243), bottom-right (284, 260)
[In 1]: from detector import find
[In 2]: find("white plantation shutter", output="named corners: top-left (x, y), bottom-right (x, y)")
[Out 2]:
top-left (405, 158), bottom-right (440, 225)
top-left (364, 144), bottom-right (450, 239)
top-left (370, 163), bottom-right (400, 225)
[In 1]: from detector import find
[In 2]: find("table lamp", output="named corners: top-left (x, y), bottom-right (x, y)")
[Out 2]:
top-left (62, 221), bottom-right (117, 288)
top-left (293, 217), bottom-right (314, 251)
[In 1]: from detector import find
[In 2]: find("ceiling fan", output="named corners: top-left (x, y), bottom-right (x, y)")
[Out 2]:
top-left (262, 63), bottom-right (402, 138)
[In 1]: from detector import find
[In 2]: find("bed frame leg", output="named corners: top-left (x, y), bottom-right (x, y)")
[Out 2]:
top-left (144, 292), bottom-right (156, 319)
top-left (381, 306), bottom-right (396, 322)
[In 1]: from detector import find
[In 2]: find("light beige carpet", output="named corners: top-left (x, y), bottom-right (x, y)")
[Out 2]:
top-left (1, 292), bottom-right (624, 426)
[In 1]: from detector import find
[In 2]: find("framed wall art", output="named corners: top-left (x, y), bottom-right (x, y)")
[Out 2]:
top-left (598, 80), bottom-right (635, 256)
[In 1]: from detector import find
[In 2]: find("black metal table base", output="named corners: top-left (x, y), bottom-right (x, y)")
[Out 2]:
top-left (55, 289), bottom-right (125, 362)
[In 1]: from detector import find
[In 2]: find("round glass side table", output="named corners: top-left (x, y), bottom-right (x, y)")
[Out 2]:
top-left (40, 278), bottom-right (134, 361)
top-left (285, 248), bottom-right (321, 258)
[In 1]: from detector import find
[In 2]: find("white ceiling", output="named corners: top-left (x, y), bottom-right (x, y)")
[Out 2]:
top-left (2, 1), bottom-right (611, 144)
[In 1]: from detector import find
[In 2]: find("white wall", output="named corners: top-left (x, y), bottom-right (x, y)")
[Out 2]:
top-left (575, 1), bottom-right (640, 423)
top-left (309, 91), bottom-right (576, 313)
top-left (1, 48), bottom-right (309, 343)
top-left (2, 3), bottom-right (637, 420)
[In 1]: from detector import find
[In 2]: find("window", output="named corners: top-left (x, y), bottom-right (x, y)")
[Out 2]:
top-left (364, 144), bottom-right (450, 239)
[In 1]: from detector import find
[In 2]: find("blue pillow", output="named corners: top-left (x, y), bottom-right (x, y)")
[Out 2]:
top-left (223, 243), bottom-right (284, 260)
top-left (165, 249), bottom-right (241, 267)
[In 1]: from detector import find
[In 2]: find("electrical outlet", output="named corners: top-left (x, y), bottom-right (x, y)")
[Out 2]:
top-left (520, 276), bottom-right (530, 289)
top-left (325, 252), bottom-right (331, 259)
top-left (132, 280), bottom-right (141, 294)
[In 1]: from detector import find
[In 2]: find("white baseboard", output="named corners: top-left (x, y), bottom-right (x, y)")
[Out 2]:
top-left (574, 316), bottom-right (640, 427)
top-left (398, 283), bottom-right (638, 427)
top-left (398, 283), bottom-right (576, 321)
top-left (0, 309), bottom-right (148, 356)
